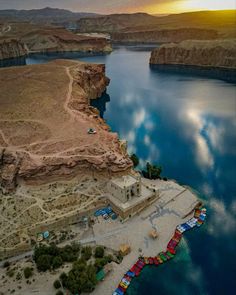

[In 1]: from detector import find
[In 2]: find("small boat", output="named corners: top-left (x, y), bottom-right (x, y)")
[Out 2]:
top-left (156, 255), bottom-right (163, 264)
top-left (115, 287), bottom-right (124, 295)
top-left (167, 247), bottom-right (176, 255)
top-left (148, 257), bottom-right (154, 264)
top-left (126, 271), bottom-right (135, 278)
top-left (153, 257), bottom-right (159, 265)
top-left (166, 250), bottom-right (175, 259)
top-left (159, 252), bottom-right (168, 262)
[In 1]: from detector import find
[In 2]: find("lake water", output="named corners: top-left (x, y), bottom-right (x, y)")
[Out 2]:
top-left (17, 46), bottom-right (236, 294)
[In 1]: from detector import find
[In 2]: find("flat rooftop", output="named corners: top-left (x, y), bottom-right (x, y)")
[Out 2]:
top-left (111, 175), bottom-right (138, 188)
top-left (108, 184), bottom-right (154, 211)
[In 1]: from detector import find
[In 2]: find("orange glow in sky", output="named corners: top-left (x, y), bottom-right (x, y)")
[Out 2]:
top-left (146, 0), bottom-right (236, 14)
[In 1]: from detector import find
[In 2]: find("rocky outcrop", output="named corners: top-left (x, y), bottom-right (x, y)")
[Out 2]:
top-left (22, 28), bottom-right (112, 53)
top-left (0, 60), bottom-right (132, 192)
top-left (0, 39), bottom-right (27, 60)
top-left (0, 23), bottom-right (112, 58)
top-left (111, 28), bottom-right (218, 43)
top-left (150, 39), bottom-right (236, 69)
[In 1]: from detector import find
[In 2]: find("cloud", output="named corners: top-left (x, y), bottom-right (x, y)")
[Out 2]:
top-left (185, 109), bottom-right (214, 171)
top-left (207, 198), bottom-right (236, 237)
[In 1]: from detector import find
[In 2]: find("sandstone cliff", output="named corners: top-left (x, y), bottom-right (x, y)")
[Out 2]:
top-left (111, 28), bottom-right (218, 44)
top-left (21, 28), bottom-right (112, 53)
top-left (0, 23), bottom-right (112, 58)
top-left (0, 60), bottom-right (132, 192)
top-left (150, 39), bottom-right (236, 69)
top-left (0, 38), bottom-right (27, 60)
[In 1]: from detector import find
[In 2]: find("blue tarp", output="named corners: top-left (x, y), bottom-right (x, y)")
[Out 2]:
top-left (94, 206), bottom-right (114, 217)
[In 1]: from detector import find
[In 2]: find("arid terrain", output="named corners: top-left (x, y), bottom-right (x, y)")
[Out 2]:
top-left (77, 10), bottom-right (236, 42)
top-left (0, 59), bottom-right (132, 192)
top-left (0, 22), bottom-right (112, 60)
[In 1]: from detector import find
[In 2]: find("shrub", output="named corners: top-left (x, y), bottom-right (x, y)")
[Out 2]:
top-left (59, 272), bottom-right (68, 288)
top-left (56, 291), bottom-right (64, 295)
top-left (6, 269), bottom-right (15, 277)
top-left (130, 154), bottom-right (139, 168)
top-left (94, 246), bottom-right (104, 258)
top-left (53, 279), bottom-right (61, 289)
top-left (3, 261), bottom-right (10, 268)
top-left (16, 272), bottom-right (22, 280)
top-left (81, 246), bottom-right (92, 260)
top-left (52, 256), bottom-right (63, 269)
top-left (24, 267), bottom-right (33, 279)
top-left (36, 254), bottom-right (52, 272)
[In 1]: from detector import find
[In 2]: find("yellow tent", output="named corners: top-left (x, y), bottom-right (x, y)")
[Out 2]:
top-left (119, 244), bottom-right (131, 256)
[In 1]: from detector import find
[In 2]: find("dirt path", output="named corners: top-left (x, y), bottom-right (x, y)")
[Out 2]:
top-left (64, 66), bottom-right (77, 121)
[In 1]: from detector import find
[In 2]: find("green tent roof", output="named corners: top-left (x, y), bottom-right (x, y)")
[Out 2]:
top-left (96, 269), bottom-right (105, 281)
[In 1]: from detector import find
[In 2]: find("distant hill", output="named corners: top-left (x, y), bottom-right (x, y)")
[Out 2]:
top-left (0, 7), bottom-right (99, 25)
top-left (77, 13), bottom-right (159, 33)
top-left (77, 10), bottom-right (236, 38)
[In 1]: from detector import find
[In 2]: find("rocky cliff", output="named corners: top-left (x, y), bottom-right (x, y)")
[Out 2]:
top-left (0, 23), bottom-right (112, 58)
top-left (0, 60), bottom-right (132, 192)
top-left (111, 28), bottom-right (218, 43)
top-left (150, 39), bottom-right (236, 69)
top-left (21, 28), bottom-right (112, 53)
top-left (0, 38), bottom-right (27, 60)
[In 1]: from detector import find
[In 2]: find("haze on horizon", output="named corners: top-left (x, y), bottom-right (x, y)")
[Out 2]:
top-left (0, 0), bottom-right (235, 14)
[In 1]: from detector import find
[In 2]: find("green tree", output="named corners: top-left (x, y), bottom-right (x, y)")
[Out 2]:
top-left (59, 272), bottom-right (68, 288)
top-left (130, 154), bottom-right (139, 168)
top-left (81, 246), bottom-right (92, 260)
top-left (143, 162), bottom-right (162, 179)
top-left (53, 279), bottom-right (61, 289)
top-left (94, 246), bottom-right (104, 258)
top-left (24, 267), bottom-right (33, 279)
top-left (52, 256), bottom-right (63, 269)
top-left (36, 254), bottom-right (52, 272)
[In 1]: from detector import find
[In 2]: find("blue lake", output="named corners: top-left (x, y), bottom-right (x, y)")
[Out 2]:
top-left (24, 47), bottom-right (236, 294)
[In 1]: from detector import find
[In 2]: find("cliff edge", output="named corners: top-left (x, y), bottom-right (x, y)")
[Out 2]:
top-left (0, 60), bottom-right (132, 192)
top-left (0, 38), bottom-right (27, 60)
top-left (150, 39), bottom-right (236, 69)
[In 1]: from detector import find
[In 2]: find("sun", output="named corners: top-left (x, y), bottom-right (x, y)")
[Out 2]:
top-left (147, 0), bottom-right (235, 14)
top-left (181, 0), bottom-right (236, 11)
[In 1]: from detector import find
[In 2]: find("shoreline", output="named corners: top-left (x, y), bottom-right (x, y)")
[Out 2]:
top-left (150, 64), bottom-right (236, 83)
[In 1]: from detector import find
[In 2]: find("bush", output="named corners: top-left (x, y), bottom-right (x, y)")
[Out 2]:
top-left (59, 272), bottom-right (68, 288)
top-left (94, 258), bottom-right (107, 272)
top-left (3, 261), bottom-right (10, 268)
top-left (142, 162), bottom-right (162, 179)
top-left (24, 267), bottom-right (33, 279)
top-left (36, 255), bottom-right (52, 272)
top-left (53, 279), bottom-right (61, 289)
top-left (16, 272), bottom-right (22, 280)
top-left (56, 291), bottom-right (64, 295)
top-left (94, 246), bottom-right (104, 258)
top-left (52, 256), bottom-right (63, 269)
top-left (81, 246), bottom-right (92, 260)
top-left (130, 154), bottom-right (139, 168)
top-left (6, 269), bottom-right (15, 277)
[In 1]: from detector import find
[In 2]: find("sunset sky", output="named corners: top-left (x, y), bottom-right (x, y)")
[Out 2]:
top-left (0, 0), bottom-right (235, 14)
